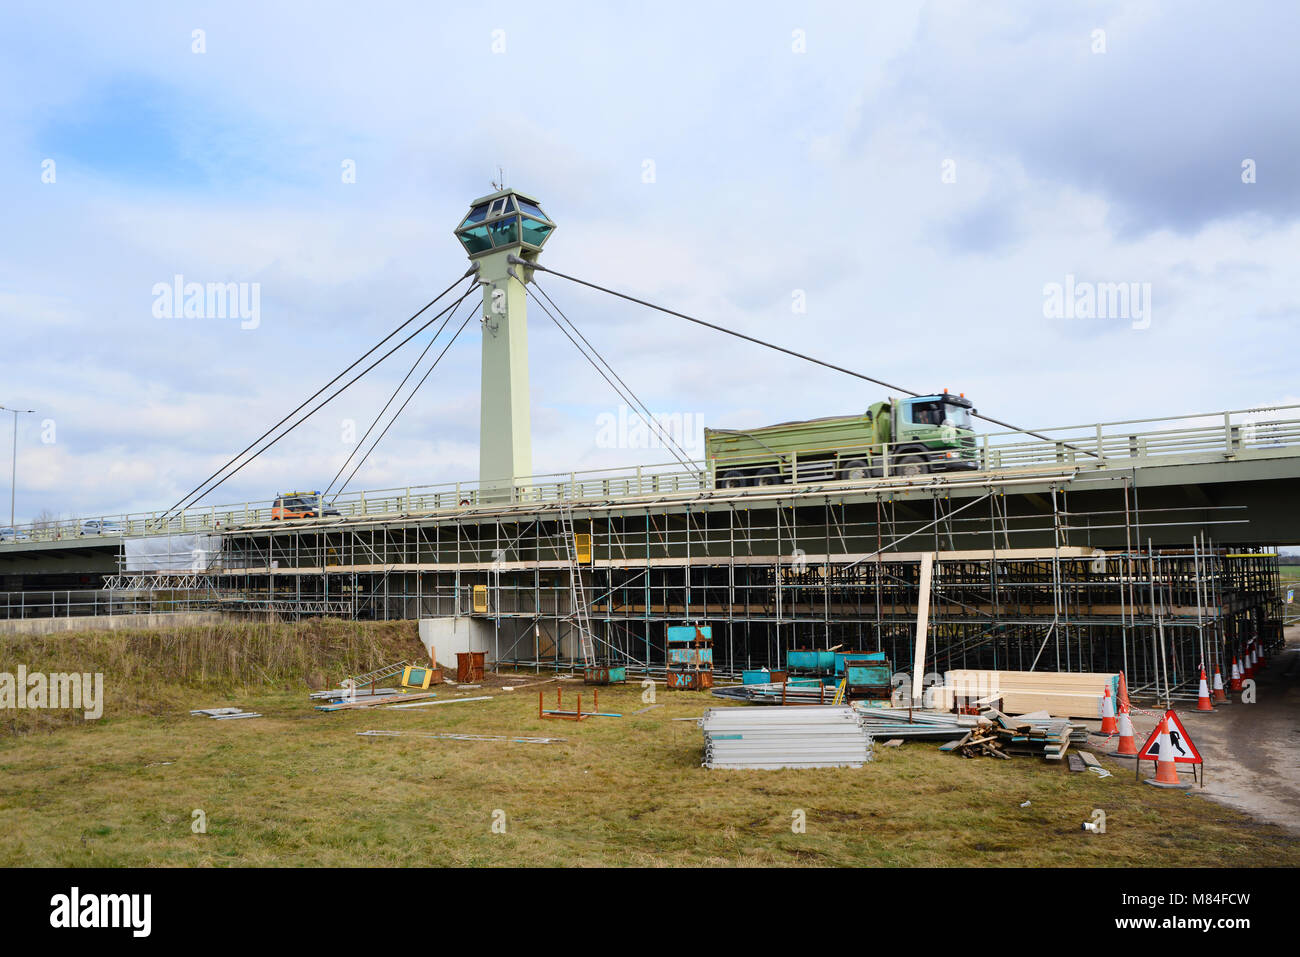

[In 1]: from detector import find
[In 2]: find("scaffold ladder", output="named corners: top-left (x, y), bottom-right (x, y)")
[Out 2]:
top-left (558, 500), bottom-right (597, 666)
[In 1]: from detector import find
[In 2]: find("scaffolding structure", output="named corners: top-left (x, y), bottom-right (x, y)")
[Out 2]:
top-left (209, 475), bottom-right (1282, 701)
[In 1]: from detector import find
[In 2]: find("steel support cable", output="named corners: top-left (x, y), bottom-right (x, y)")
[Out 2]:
top-left (513, 271), bottom-right (696, 471)
top-left (172, 279), bottom-right (480, 513)
top-left (162, 270), bottom-right (477, 519)
top-left (515, 257), bottom-right (1098, 456)
top-left (332, 296), bottom-right (478, 502)
top-left (530, 277), bottom-right (698, 469)
top-left (518, 273), bottom-right (695, 471)
top-left (323, 291), bottom-right (466, 499)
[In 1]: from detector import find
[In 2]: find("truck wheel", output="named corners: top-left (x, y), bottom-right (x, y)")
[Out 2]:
top-left (896, 455), bottom-right (930, 477)
top-left (753, 467), bottom-right (781, 486)
top-left (842, 459), bottom-right (871, 481)
top-left (718, 470), bottom-right (748, 489)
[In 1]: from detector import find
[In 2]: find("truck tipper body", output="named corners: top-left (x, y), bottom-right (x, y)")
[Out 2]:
top-left (705, 392), bottom-right (978, 487)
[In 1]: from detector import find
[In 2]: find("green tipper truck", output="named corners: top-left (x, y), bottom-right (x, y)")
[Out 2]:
top-left (707, 392), bottom-right (979, 488)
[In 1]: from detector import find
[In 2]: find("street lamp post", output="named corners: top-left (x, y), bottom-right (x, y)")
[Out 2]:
top-left (0, 405), bottom-right (36, 531)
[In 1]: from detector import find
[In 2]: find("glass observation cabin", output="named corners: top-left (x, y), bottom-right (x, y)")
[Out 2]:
top-left (454, 189), bottom-right (555, 258)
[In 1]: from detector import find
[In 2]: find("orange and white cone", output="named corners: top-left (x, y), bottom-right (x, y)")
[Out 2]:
top-left (1230, 656), bottom-right (1242, 691)
top-left (1100, 683), bottom-right (1119, 733)
top-left (1196, 666), bottom-right (1215, 712)
top-left (1117, 670), bottom-right (1131, 713)
top-left (1212, 664), bottom-right (1227, 703)
top-left (1144, 716), bottom-right (1183, 788)
top-left (1108, 699), bottom-right (1138, 757)
top-left (1247, 643), bottom-right (1258, 677)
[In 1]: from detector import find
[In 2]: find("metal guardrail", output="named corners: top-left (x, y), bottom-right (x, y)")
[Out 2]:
top-left (0, 590), bottom-right (217, 621)
top-left (3, 404), bottom-right (1299, 545)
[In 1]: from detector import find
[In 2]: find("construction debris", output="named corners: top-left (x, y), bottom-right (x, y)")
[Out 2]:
top-left (539, 687), bottom-right (620, 720)
top-left (357, 730), bottom-right (565, 744)
top-left (338, 659), bottom-right (415, 695)
top-left (385, 695), bottom-right (492, 709)
top-left (699, 705), bottom-right (873, 769)
top-left (315, 691), bottom-right (439, 712)
top-left (938, 709), bottom-right (1089, 761)
top-left (712, 680), bottom-right (862, 706)
top-left (1078, 751), bottom-right (1104, 771)
top-left (851, 705), bottom-right (982, 739)
top-left (400, 664), bottom-right (442, 690)
top-left (190, 708), bottom-right (261, 720)
top-left (310, 688), bottom-right (398, 701)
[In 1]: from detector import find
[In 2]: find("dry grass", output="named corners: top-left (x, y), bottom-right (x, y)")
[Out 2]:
top-left (1, 621), bottom-right (1297, 867)
top-left (0, 619), bottom-right (417, 735)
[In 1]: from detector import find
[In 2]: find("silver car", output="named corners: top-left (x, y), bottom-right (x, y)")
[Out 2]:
top-left (80, 519), bottom-right (126, 537)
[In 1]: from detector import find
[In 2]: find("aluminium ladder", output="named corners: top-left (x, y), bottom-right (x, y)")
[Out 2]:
top-left (557, 499), bottom-right (597, 666)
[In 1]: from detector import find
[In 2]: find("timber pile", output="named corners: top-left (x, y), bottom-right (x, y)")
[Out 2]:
top-left (940, 670), bottom-right (1117, 719)
top-left (939, 709), bottom-right (1088, 761)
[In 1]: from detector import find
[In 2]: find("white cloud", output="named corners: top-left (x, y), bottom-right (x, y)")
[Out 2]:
top-left (0, 0), bottom-right (1296, 523)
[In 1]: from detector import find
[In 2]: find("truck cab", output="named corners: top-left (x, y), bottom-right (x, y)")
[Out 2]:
top-left (870, 392), bottom-right (978, 476)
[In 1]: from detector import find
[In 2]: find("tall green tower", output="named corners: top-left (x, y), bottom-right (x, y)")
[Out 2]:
top-left (453, 189), bottom-right (556, 497)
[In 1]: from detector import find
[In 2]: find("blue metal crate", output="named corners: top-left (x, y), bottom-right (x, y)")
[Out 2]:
top-left (786, 649), bottom-right (835, 672)
top-left (834, 650), bottom-right (887, 675)
top-left (667, 624), bottom-right (712, 643)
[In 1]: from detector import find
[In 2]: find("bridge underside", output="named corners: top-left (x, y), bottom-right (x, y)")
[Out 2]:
top-left (202, 464), bottom-right (1288, 696)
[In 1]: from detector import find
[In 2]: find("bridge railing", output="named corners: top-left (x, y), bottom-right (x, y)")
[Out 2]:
top-left (0, 589), bottom-right (215, 621)
top-left (4, 404), bottom-right (1300, 545)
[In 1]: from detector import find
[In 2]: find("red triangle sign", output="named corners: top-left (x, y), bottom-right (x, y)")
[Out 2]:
top-left (1136, 709), bottom-right (1203, 764)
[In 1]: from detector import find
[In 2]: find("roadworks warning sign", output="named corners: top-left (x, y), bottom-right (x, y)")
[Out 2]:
top-left (1136, 709), bottom-right (1203, 764)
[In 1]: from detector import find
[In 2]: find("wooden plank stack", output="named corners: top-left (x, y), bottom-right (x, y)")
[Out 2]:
top-left (939, 709), bottom-right (1088, 761)
top-left (939, 670), bottom-right (1118, 719)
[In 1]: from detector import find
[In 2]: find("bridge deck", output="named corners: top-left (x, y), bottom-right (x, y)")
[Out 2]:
top-left (2, 404), bottom-right (1299, 550)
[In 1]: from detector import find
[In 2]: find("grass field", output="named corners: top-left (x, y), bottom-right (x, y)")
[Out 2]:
top-left (2, 621), bottom-right (1298, 867)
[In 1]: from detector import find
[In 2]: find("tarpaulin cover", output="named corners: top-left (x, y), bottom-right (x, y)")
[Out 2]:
top-left (123, 534), bottom-right (221, 571)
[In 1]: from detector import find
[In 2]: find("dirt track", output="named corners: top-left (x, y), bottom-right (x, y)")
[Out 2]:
top-left (1111, 628), bottom-right (1300, 834)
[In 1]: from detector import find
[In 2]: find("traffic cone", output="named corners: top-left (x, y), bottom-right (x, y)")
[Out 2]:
top-left (1108, 698), bottom-right (1139, 757)
top-left (1196, 666), bottom-right (1215, 712)
top-left (1144, 715), bottom-right (1182, 788)
top-left (1246, 643), bottom-right (1257, 678)
top-left (1211, 664), bottom-right (1227, 703)
top-left (1229, 656), bottom-right (1242, 691)
top-left (1100, 683), bottom-right (1119, 734)
top-left (1117, 670), bottom-right (1131, 713)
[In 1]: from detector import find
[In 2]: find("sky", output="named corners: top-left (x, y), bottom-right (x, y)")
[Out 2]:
top-left (1, 0), bottom-right (1297, 523)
